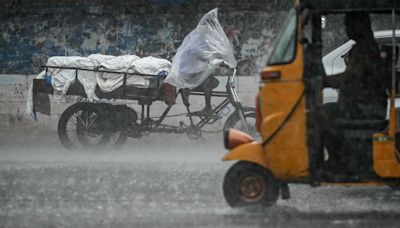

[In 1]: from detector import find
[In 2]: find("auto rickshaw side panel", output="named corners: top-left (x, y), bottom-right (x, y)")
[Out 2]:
top-left (223, 5), bottom-right (309, 179)
top-left (223, 142), bottom-right (266, 166)
top-left (259, 49), bottom-right (309, 178)
top-left (373, 132), bottom-right (400, 177)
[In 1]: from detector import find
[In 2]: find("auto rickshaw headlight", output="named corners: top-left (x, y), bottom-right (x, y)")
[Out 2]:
top-left (224, 128), bottom-right (254, 150)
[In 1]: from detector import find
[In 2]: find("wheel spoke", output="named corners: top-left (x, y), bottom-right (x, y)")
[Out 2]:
top-left (85, 111), bottom-right (89, 128)
top-left (76, 112), bottom-right (87, 128)
top-left (59, 103), bottom-right (127, 150)
top-left (87, 114), bottom-right (98, 129)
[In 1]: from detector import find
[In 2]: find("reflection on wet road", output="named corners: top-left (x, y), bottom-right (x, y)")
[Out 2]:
top-left (0, 135), bottom-right (399, 227)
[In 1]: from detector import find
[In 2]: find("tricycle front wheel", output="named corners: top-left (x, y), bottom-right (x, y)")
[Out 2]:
top-left (223, 161), bottom-right (279, 208)
top-left (223, 107), bottom-right (259, 139)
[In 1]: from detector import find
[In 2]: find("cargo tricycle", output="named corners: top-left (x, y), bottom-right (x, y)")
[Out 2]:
top-left (32, 66), bottom-right (256, 150)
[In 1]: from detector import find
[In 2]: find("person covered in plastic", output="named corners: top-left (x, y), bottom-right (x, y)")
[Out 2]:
top-left (190, 74), bottom-right (220, 116)
top-left (163, 8), bottom-right (236, 115)
top-left (174, 26), bottom-right (221, 115)
top-left (322, 12), bottom-right (390, 170)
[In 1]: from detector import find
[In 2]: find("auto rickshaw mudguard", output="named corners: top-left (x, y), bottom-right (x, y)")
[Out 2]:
top-left (223, 141), bottom-right (268, 170)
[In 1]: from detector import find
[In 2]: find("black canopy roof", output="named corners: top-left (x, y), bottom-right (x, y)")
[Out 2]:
top-left (301, 0), bottom-right (400, 13)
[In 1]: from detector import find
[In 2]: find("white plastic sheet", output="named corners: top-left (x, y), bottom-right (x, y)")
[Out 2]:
top-left (96, 56), bottom-right (171, 92)
top-left (96, 55), bottom-right (140, 71)
top-left (27, 55), bottom-right (171, 115)
top-left (130, 56), bottom-right (172, 75)
top-left (46, 56), bottom-right (99, 100)
top-left (34, 55), bottom-right (171, 98)
top-left (164, 8), bottom-right (236, 89)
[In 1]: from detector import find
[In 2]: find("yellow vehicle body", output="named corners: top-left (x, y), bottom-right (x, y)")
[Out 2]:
top-left (223, 0), bottom-right (400, 183)
top-left (223, 42), bottom-right (309, 179)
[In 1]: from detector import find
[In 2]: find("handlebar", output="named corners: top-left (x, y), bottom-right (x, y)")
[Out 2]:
top-left (228, 68), bottom-right (237, 83)
top-left (226, 68), bottom-right (237, 86)
top-left (225, 67), bottom-right (241, 106)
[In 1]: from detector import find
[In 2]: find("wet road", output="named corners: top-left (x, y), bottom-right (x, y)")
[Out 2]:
top-left (1, 133), bottom-right (400, 227)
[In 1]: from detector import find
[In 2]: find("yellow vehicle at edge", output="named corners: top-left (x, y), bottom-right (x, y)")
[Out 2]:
top-left (222, 0), bottom-right (400, 208)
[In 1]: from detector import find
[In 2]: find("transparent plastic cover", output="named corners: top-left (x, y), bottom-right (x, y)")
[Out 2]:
top-left (164, 8), bottom-right (237, 89)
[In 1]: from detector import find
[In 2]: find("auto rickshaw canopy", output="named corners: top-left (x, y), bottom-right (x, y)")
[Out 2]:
top-left (301, 0), bottom-right (400, 13)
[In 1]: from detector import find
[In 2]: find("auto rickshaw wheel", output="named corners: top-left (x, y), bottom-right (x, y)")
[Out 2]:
top-left (223, 161), bottom-right (279, 208)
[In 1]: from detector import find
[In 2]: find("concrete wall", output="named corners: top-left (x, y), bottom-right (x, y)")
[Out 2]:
top-left (0, 75), bottom-right (29, 125)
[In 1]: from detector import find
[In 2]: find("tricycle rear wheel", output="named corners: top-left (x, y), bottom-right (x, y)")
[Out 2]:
top-left (58, 102), bottom-right (127, 150)
top-left (223, 161), bottom-right (279, 208)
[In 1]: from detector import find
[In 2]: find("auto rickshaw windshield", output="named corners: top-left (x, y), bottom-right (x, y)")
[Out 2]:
top-left (268, 8), bottom-right (297, 65)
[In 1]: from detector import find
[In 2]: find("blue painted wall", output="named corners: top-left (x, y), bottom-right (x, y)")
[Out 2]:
top-left (0, 0), bottom-right (291, 75)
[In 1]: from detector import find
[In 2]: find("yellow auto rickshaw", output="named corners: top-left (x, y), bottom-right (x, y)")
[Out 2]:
top-left (222, 0), bottom-right (400, 207)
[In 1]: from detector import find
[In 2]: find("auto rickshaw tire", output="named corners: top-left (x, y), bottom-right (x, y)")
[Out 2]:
top-left (223, 161), bottom-right (279, 208)
top-left (223, 107), bottom-right (258, 138)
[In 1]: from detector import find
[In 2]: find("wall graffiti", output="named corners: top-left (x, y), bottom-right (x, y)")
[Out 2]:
top-left (225, 12), bottom-right (285, 76)
top-left (0, 0), bottom-right (289, 76)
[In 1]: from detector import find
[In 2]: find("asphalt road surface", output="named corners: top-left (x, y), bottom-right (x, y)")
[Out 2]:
top-left (1, 128), bottom-right (400, 228)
